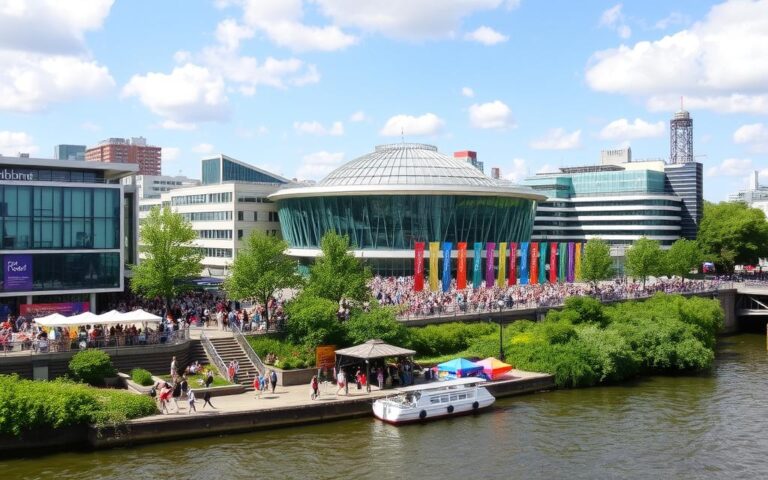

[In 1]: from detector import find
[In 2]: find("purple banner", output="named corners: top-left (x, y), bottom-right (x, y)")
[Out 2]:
top-left (3, 254), bottom-right (32, 291)
top-left (567, 242), bottom-right (575, 282)
top-left (485, 242), bottom-right (496, 288)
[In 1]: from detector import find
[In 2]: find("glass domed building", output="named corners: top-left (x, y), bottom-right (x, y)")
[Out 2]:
top-left (269, 143), bottom-right (546, 275)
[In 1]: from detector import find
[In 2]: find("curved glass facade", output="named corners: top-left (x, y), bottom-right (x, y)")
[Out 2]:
top-left (278, 195), bottom-right (537, 250)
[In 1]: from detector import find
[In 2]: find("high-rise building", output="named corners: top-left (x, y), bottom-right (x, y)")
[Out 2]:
top-left (664, 161), bottom-right (703, 239)
top-left (54, 144), bottom-right (86, 161)
top-left (85, 137), bottom-right (162, 175)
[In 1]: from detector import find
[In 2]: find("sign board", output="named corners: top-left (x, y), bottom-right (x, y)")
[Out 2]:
top-left (315, 345), bottom-right (336, 369)
top-left (3, 254), bottom-right (33, 291)
top-left (20, 302), bottom-right (90, 318)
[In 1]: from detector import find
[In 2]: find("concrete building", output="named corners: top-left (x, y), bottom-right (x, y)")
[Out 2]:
top-left (53, 145), bottom-right (86, 161)
top-left (454, 150), bottom-right (484, 174)
top-left (0, 155), bottom-right (138, 317)
top-left (728, 171), bottom-right (768, 205)
top-left (86, 137), bottom-right (162, 175)
top-left (129, 174), bottom-right (200, 200)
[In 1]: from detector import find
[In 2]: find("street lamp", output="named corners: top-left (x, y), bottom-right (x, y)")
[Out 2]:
top-left (496, 299), bottom-right (505, 361)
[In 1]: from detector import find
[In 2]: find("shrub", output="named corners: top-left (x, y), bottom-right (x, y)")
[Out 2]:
top-left (345, 307), bottom-right (409, 346)
top-left (284, 293), bottom-right (346, 348)
top-left (130, 368), bottom-right (154, 386)
top-left (68, 349), bottom-right (117, 386)
top-left (247, 335), bottom-right (314, 369)
top-left (409, 322), bottom-right (496, 357)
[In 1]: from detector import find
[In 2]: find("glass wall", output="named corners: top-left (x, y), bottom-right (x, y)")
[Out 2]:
top-left (222, 159), bottom-right (287, 184)
top-left (0, 252), bottom-right (120, 293)
top-left (1, 185), bottom-right (120, 249)
top-left (277, 194), bottom-right (537, 250)
top-left (202, 159), bottom-right (220, 185)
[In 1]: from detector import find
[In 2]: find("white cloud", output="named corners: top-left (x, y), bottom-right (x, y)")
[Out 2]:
top-left (598, 118), bottom-right (665, 140)
top-left (502, 158), bottom-right (528, 183)
top-left (530, 128), bottom-right (582, 150)
top-left (0, 131), bottom-right (37, 156)
top-left (293, 120), bottom-right (344, 136)
top-left (380, 113), bottom-right (445, 136)
top-left (586, 0), bottom-right (768, 113)
top-left (599, 4), bottom-right (631, 39)
top-left (160, 120), bottom-right (197, 131)
top-left (468, 100), bottom-right (515, 129)
top-left (349, 111), bottom-right (368, 122)
top-left (461, 87), bottom-right (475, 98)
top-left (122, 63), bottom-right (229, 124)
top-left (215, 18), bottom-right (254, 51)
top-left (655, 12), bottom-right (689, 30)
top-left (536, 163), bottom-right (558, 174)
top-left (733, 123), bottom-right (768, 153)
top-left (163, 147), bottom-right (181, 162)
top-left (646, 94), bottom-right (768, 114)
top-left (464, 26), bottom-right (508, 45)
top-left (296, 151), bottom-right (346, 180)
top-left (192, 143), bottom-right (215, 154)
top-left (706, 157), bottom-right (753, 177)
top-left (200, 48), bottom-right (320, 91)
top-left (80, 121), bottom-right (100, 132)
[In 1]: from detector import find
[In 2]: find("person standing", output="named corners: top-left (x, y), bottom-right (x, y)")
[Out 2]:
top-left (202, 390), bottom-right (215, 409)
top-left (253, 373), bottom-right (261, 398)
top-left (180, 375), bottom-right (189, 401)
top-left (310, 375), bottom-right (319, 400)
top-left (205, 369), bottom-right (214, 388)
top-left (377, 368), bottom-right (384, 390)
top-left (270, 369), bottom-right (277, 394)
top-left (336, 369), bottom-right (346, 396)
top-left (172, 380), bottom-right (182, 412)
top-left (170, 356), bottom-right (178, 378)
top-left (187, 388), bottom-right (197, 414)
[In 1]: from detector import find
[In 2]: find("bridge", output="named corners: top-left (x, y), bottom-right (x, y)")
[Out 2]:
top-left (734, 283), bottom-right (768, 319)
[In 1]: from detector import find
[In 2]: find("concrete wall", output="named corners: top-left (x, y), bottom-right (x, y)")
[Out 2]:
top-left (718, 289), bottom-right (738, 333)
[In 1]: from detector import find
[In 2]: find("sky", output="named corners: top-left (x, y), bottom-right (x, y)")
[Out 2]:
top-left (0, 0), bottom-right (767, 201)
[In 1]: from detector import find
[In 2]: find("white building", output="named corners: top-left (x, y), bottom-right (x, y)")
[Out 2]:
top-left (728, 171), bottom-right (768, 204)
top-left (126, 174), bottom-right (199, 200)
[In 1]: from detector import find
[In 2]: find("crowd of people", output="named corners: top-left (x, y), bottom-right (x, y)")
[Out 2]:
top-left (370, 275), bottom-right (724, 318)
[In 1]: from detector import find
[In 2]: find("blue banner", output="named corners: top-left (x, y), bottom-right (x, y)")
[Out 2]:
top-left (442, 242), bottom-right (452, 292)
top-left (519, 242), bottom-right (529, 285)
top-left (539, 242), bottom-right (548, 284)
top-left (472, 242), bottom-right (483, 288)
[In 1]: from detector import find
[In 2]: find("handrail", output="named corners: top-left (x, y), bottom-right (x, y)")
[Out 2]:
top-left (199, 331), bottom-right (229, 380)
top-left (231, 322), bottom-right (266, 376)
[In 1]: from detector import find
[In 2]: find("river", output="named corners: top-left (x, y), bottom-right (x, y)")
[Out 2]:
top-left (3, 333), bottom-right (768, 480)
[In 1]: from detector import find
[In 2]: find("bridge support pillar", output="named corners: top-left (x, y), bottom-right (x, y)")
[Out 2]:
top-left (718, 289), bottom-right (738, 334)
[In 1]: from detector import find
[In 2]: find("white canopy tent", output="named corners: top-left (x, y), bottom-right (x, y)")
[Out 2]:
top-left (34, 313), bottom-right (68, 327)
top-left (119, 309), bottom-right (162, 323)
top-left (31, 309), bottom-right (163, 327)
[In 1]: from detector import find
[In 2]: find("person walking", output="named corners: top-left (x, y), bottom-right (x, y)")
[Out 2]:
top-left (310, 375), bottom-right (319, 400)
top-left (187, 388), bottom-right (197, 413)
top-left (253, 373), bottom-right (261, 398)
top-left (377, 368), bottom-right (384, 390)
top-left (170, 356), bottom-right (178, 378)
top-left (180, 375), bottom-right (189, 401)
top-left (159, 382), bottom-right (172, 414)
top-left (202, 390), bottom-right (215, 409)
top-left (270, 369), bottom-right (278, 394)
top-left (172, 380), bottom-right (182, 412)
top-left (336, 368), bottom-right (346, 396)
top-left (205, 369), bottom-right (214, 388)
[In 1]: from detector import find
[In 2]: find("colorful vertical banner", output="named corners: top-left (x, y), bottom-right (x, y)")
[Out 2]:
top-left (549, 242), bottom-right (558, 283)
top-left (473, 243), bottom-right (483, 288)
top-left (485, 242), bottom-right (496, 288)
top-left (414, 242), bottom-right (425, 291)
top-left (574, 242), bottom-right (583, 281)
top-left (539, 242), bottom-right (548, 284)
top-left (497, 242), bottom-right (507, 287)
top-left (508, 243), bottom-right (518, 285)
top-left (567, 242), bottom-right (575, 282)
top-left (530, 242), bottom-right (539, 285)
top-left (429, 242), bottom-right (440, 292)
top-left (558, 242), bottom-right (567, 283)
top-left (519, 242), bottom-right (529, 285)
top-left (457, 242), bottom-right (467, 289)
top-left (442, 242), bottom-right (452, 293)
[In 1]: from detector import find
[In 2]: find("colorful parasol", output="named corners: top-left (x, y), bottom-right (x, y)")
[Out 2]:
top-left (476, 357), bottom-right (513, 380)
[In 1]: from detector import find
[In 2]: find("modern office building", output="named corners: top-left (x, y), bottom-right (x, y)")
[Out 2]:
top-left (129, 174), bottom-right (200, 200)
top-left (269, 143), bottom-right (545, 275)
top-left (146, 154), bottom-right (289, 277)
top-left (86, 137), bottom-right (162, 175)
top-left (0, 155), bottom-right (138, 317)
top-left (54, 144), bottom-right (86, 161)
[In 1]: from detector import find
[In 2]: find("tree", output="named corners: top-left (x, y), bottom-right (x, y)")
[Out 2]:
top-left (580, 238), bottom-right (614, 285)
top-left (664, 238), bottom-right (702, 282)
top-left (307, 231), bottom-right (372, 303)
top-left (130, 206), bottom-right (203, 306)
top-left (698, 201), bottom-right (768, 272)
top-left (223, 232), bottom-right (302, 322)
top-left (624, 237), bottom-right (664, 286)
top-left (284, 293), bottom-right (346, 348)
top-left (345, 307), bottom-right (409, 346)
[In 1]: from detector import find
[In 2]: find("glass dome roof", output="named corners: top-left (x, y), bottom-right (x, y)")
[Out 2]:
top-left (318, 143), bottom-right (501, 187)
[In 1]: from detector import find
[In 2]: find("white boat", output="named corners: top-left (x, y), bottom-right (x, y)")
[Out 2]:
top-left (372, 377), bottom-right (496, 425)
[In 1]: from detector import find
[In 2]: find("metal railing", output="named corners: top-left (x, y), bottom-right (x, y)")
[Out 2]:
top-left (231, 322), bottom-right (266, 375)
top-left (199, 331), bottom-right (229, 380)
top-left (0, 328), bottom-right (189, 356)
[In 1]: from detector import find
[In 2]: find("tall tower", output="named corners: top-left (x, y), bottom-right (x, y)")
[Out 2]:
top-left (670, 103), bottom-right (693, 164)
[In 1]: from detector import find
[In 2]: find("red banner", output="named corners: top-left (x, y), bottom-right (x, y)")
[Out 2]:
top-left (549, 242), bottom-right (558, 283)
top-left (20, 302), bottom-right (89, 318)
top-left (414, 242), bottom-right (425, 291)
top-left (530, 242), bottom-right (539, 285)
top-left (457, 242), bottom-right (467, 289)
top-left (508, 242), bottom-right (518, 285)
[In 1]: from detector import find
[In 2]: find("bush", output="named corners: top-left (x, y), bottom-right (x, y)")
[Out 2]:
top-left (68, 350), bottom-right (117, 386)
top-left (130, 368), bottom-right (154, 386)
top-left (247, 335), bottom-right (314, 369)
top-left (409, 322), bottom-right (496, 357)
top-left (284, 293), bottom-right (346, 348)
top-left (345, 307), bottom-right (409, 346)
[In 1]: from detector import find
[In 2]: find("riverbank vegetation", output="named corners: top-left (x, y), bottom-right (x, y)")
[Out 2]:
top-left (0, 374), bottom-right (157, 435)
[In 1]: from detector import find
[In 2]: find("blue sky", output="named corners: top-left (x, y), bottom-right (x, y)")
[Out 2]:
top-left (1, 0), bottom-right (767, 200)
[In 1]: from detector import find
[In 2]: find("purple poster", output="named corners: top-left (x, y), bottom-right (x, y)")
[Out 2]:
top-left (3, 254), bottom-right (33, 291)
top-left (567, 242), bottom-right (575, 283)
top-left (485, 242), bottom-right (496, 288)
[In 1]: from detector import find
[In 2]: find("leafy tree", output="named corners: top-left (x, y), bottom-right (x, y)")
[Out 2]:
top-left (345, 307), bottom-right (409, 346)
top-left (284, 293), bottom-right (346, 348)
top-left (307, 231), bottom-right (372, 303)
top-left (698, 201), bottom-right (768, 272)
top-left (130, 206), bottom-right (203, 306)
top-left (580, 238), bottom-right (614, 285)
top-left (223, 232), bottom-right (303, 322)
top-left (664, 238), bottom-right (703, 282)
top-left (68, 350), bottom-right (117, 386)
top-left (624, 237), bottom-right (664, 286)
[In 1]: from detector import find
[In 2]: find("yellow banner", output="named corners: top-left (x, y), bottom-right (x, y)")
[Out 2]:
top-left (497, 242), bottom-right (507, 287)
top-left (574, 242), bottom-right (583, 281)
top-left (429, 242), bottom-right (440, 292)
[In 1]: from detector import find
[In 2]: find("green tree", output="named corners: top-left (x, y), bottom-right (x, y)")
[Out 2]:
top-left (664, 238), bottom-right (703, 282)
top-left (624, 237), bottom-right (664, 286)
top-left (698, 201), bottom-right (768, 272)
top-left (580, 238), bottom-right (614, 285)
top-left (284, 293), bottom-right (346, 348)
top-left (307, 231), bottom-right (372, 303)
top-left (131, 206), bottom-right (203, 306)
top-left (345, 307), bottom-right (409, 346)
top-left (223, 232), bottom-right (302, 322)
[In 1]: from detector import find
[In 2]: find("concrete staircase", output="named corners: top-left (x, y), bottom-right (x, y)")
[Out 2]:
top-left (208, 337), bottom-right (258, 391)
top-left (187, 339), bottom-right (209, 366)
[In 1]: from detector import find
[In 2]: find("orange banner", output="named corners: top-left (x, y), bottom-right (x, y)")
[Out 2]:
top-left (316, 345), bottom-right (336, 369)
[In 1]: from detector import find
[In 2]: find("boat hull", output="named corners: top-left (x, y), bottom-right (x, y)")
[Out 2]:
top-left (372, 387), bottom-right (495, 425)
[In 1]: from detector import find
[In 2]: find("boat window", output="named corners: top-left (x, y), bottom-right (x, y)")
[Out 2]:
top-left (450, 395), bottom-right (458, 401)
top-left (430, 396), bottom-right (440, 404)
top-left (441, 395), bottom-right (449, 403)
top-left (458, 393), bottom-right (467, 400)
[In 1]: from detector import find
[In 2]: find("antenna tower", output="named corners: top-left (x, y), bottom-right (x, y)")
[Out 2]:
top-left (670, 97), bottom-right (693, 164)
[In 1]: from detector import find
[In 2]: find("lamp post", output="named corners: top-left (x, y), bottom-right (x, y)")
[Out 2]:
top-left (496, 299), bottom-right (505, 361)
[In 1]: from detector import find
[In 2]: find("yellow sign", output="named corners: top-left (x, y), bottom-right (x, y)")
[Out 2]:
top-left (315, 345), bottom-right (336, 369)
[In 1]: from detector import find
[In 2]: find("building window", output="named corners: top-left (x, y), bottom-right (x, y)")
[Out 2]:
top-left (238, 229), bottom-right (243, 239)
top-left (237, 211), bottom-right (244, 221)
top-left (253, 211), bottom-right (258, 221)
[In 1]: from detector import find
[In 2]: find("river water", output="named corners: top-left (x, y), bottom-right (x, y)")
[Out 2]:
top-left (4, 334), bottom-right (768, 480)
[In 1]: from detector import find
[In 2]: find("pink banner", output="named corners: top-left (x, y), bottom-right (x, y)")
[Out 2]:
top-left (508, 242), bottom-right (518, 285)
top-left (414, 242), bottom-right (425, 292)
top-left (457, 242), bottom-right (467, 289)
top-left (20, 302), bottom-right (90, 318)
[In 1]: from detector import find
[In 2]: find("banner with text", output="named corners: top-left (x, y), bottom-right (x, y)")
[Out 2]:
top-left (508, 242), bottom-right (518, 286)
top-left (457, 242), bottom-right (467, 289)
top-left (485, 242), bottom-right (496, 288)
top-left (442, 242), bottom-right (452, 293)
top-left (575, 242), bottom-right (583, 281)
top-left (530, 242), bottom-right (539, 285)
top-left (567, 242), bottom-right (575, 282)
top-left (20, 302), bottom-right (89, 318)
top-left (3, 254), bottom-right (33, 292)
top-left (549, 242), bottom-right (558, 283)
top-left (414, 242), bottom-right (425, 292)
top-left (497, 242), bottom-right (507, 288)
top-left (539, 241), bottom-right (548, 284)
top-left (429, 242), bottom-right (440, 292)
top-left (473, 242), bottom-right (483, 288)
top-left (519, 242), bottom-right (529, 285)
